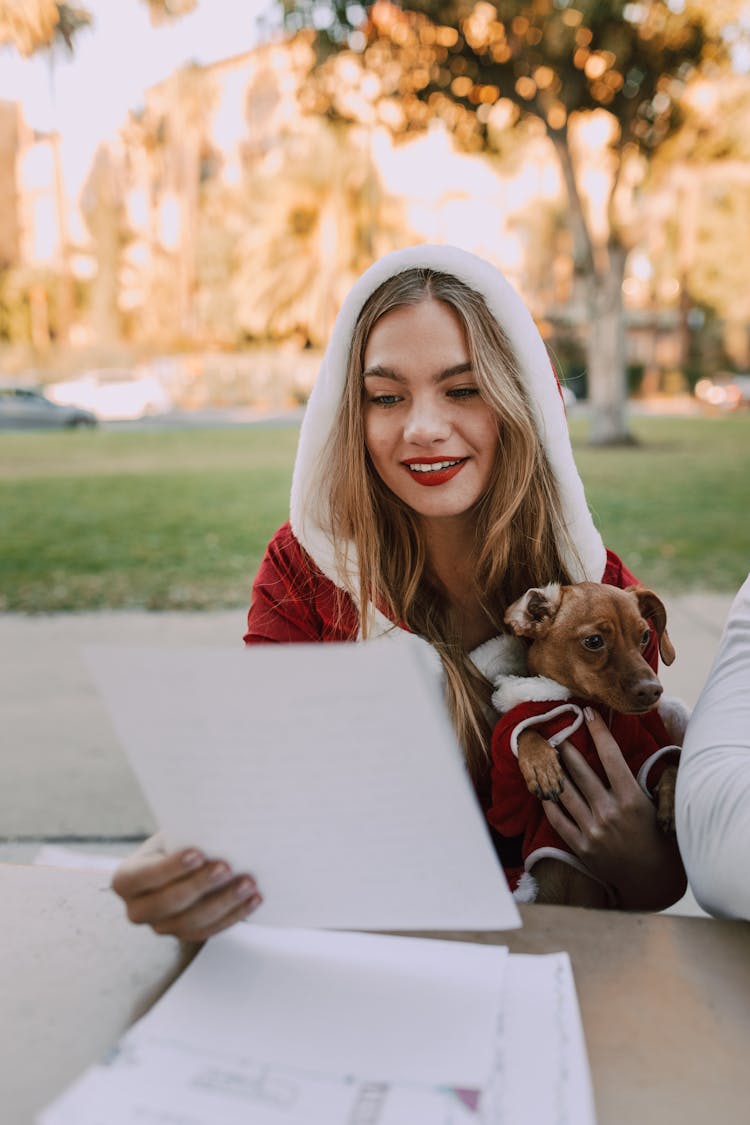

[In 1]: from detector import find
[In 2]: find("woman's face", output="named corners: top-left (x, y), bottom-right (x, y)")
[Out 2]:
top-left (362, 299), bottom-right (500, 528)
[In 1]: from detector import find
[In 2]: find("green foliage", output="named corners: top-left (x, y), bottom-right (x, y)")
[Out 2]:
top-left (0, 2), bottom-right (192, 57)
top-left (1, 416), bottom-right (748, 611)
top-left (283, 0), bottom-right (720, 153)
top-left (0, 265), bottom-right (77, 345)
top-left (0, 2), bottom-right (91, 56)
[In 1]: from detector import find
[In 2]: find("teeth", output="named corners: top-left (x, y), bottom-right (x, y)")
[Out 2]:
top-left (408, 460), bottom-right (462, 473)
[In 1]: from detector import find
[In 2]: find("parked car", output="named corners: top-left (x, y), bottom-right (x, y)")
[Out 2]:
top-left (47, 368), bottom-right (173, 421)
top-left (0, 385), bottom-right (98, 430)
top-left (694, 374), bottom-right (750, 412)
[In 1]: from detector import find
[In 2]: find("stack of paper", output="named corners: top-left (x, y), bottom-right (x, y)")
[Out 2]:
top-left (40, 640), bottom-right (596, 1122)
top-left (40, 926), bottom-right (595, 1125)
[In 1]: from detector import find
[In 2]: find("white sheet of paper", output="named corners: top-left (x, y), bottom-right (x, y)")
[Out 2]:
top-left (85, 639), bottom-right (520, 930)
top-left (39, 927), bottom-right (509, 1125)
top-left (40, 1043), bottom-right (483, 1125)
top-left (480, 952), bottom-right (597, 1125)
top-left (38, 945), bottom-right (597, 1125)
top-left (139, 926), bottom-right (508, 1085)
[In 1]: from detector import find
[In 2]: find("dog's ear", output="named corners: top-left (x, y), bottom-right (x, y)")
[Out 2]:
top-left (632, 588), bottom-right (676, 666)
top-left (505, 584), bottom-right (563, 638)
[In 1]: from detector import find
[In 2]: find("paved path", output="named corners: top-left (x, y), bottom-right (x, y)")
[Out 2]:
top-left (0, 594), bottom-right (737, 913)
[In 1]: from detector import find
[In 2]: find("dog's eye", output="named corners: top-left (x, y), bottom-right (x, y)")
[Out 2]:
top-left (640, 629), bottom-right (651, 648)
top-left (583, 634), bottom-right (604, 651)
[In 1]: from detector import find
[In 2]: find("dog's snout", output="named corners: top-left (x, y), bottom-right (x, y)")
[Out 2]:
top-left (633, 679), bottom-right (663, 709)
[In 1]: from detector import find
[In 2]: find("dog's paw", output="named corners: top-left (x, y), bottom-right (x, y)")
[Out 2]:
top-left (520, 754), bottom-right (565, 802)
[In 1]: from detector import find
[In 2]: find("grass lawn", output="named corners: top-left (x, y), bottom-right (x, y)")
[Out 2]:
top-left (1, 414), bottom-right (748, 611)
top-left (569, 414), bottom-right (749, 594)
top-left (0, 426), bottom-right (299, 612)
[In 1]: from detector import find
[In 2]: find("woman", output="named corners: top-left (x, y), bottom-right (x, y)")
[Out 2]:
top-left (113, 246), bottom-right (686, 939)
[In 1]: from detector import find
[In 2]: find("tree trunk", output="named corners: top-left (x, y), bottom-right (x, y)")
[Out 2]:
top-left (82, 146), bottom-right (124, 348)
top-left (548, 129), bottom-right (634, 445)
top-left (586, 242), bottom-right (635, 445)
top-left (177, 128), bottom-right (200, 338)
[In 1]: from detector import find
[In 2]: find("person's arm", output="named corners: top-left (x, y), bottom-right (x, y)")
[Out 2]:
top-left (245, 522), bottom-right (358, 644)
top-left (543, 709), bottom-right (687, 911)
top-left (675, 574), bottom-right (750, 920)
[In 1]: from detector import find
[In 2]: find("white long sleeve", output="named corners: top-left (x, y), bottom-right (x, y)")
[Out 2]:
top-left (676, 573), bottom-right (750, 920)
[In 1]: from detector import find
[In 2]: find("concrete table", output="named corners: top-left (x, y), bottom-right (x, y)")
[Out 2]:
top-left (3, 863), bottom-right (749, 1125)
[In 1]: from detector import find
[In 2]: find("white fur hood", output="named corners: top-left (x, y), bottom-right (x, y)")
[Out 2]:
top-left (290, 244), bottom-right (606, 640)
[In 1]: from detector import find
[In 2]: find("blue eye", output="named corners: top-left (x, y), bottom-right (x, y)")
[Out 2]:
top-left (447, 386), bottom-right (480, 399)
top-left (369, 394), bottom-right (401, 407)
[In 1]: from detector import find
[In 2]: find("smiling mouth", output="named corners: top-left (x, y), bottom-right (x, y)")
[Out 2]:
top-left (402, 457), bottom-right (468, 486)
top-left (403, 458), bottom-right (466, 472)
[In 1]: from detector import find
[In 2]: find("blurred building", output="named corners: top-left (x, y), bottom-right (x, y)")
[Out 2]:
top-left (0, 100), bottom-right (23, 270)
top-left (118, 38), bottom-right (574, 354)
top-left (0, 98), bottom-right (76, 351)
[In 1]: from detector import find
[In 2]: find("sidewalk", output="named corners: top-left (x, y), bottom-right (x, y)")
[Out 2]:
top-left (0, 594), bottom-right (737, 910)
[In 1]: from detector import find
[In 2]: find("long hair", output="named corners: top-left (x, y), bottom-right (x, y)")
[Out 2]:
top-left (319, 268), bottom-right (584, 793)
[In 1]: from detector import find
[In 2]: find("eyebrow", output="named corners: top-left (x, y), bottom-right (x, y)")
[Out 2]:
top-left (362, 361), bottom-right (473, 383)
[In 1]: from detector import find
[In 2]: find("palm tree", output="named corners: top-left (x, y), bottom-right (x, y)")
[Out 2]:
top-left (232, 116), bottom-right (404, 345)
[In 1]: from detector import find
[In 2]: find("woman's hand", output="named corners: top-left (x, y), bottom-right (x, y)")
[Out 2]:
top-left (111, 835), bottom-right (262, 942)
top-left (543, 708), bottom-right (687, 911)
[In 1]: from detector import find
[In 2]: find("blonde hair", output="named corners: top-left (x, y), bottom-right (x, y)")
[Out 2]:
top-left (320, 269), bottom-right (584, 793)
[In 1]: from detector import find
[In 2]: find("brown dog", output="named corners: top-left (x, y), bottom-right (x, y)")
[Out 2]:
top-left (500, 582), bottom-right (682, 907)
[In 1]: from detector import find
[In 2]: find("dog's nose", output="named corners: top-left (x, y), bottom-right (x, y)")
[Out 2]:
top-left (633, 679), bottom-right (663, 709)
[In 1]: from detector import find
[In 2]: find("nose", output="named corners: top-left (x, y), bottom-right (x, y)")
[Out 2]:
top-left (632, 679), bottom-right (663, 709)
top-left (403, 396), bottom-right (452, 444)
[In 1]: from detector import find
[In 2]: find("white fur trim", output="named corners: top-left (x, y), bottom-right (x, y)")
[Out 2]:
top-left (470, 634), bottom-right (528, 682)
top-left (636, 745), bottom-right (682, 797)
top-left (509, 703), bottom-right (584, 757)
top-left (513, 871), bottom-right (539, 903)
top-left (290, 245), bottom-right (606, 623)
top-left (491, 674), bottom-right (572, 714)
top-left (657, 696), bottom-right (690, 746)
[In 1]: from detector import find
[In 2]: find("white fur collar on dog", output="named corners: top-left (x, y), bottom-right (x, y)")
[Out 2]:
top-left (470, 633), bottom-right (529, 683)
top-left (469, 633), bottom-right (573, 713)
top-left (491, 674), bottom-right (573, 715)
top-left (290, 244), bottom-right (606, 635)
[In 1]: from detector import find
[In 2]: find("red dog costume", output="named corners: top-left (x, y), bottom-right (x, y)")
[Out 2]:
top-left (471, 637), bottom-right (685, 898)
top-left (487, 694), bottom-right (681, 897)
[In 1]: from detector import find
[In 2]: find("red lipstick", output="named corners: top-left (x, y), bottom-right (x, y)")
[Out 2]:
top-left (402, 457), bottom-right (467, 487)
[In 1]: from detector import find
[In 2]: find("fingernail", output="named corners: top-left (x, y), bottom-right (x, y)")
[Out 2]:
top-left (243, 893), bottom-right (263, 914)
top-left (584, 706), bottom-right (595, 722)
top-left (235, 877), bottom-right (256, 900)
top-left (181, 849), bottom-right (203, 869)
top-left (209, 862), bottom-right (230, 883)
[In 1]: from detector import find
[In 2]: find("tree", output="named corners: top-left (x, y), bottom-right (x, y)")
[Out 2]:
top-left (230, 115), bottom-right (405, 347)
top-left (0, 0), bottom-right (193, 56)
top-left (80, 143), bottom-right (129, 345)
top-left (651, 75), bottom-right (750, 370)
top-left (280, 0), bottom-right (730, 443)
top-left (0, 1), bottom-right (90, 55)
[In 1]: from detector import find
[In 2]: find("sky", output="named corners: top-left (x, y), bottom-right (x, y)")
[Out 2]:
top-left (0, 0), bottom-right (275, 195)
top-left (0, 0), bottom-right (550, 273)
